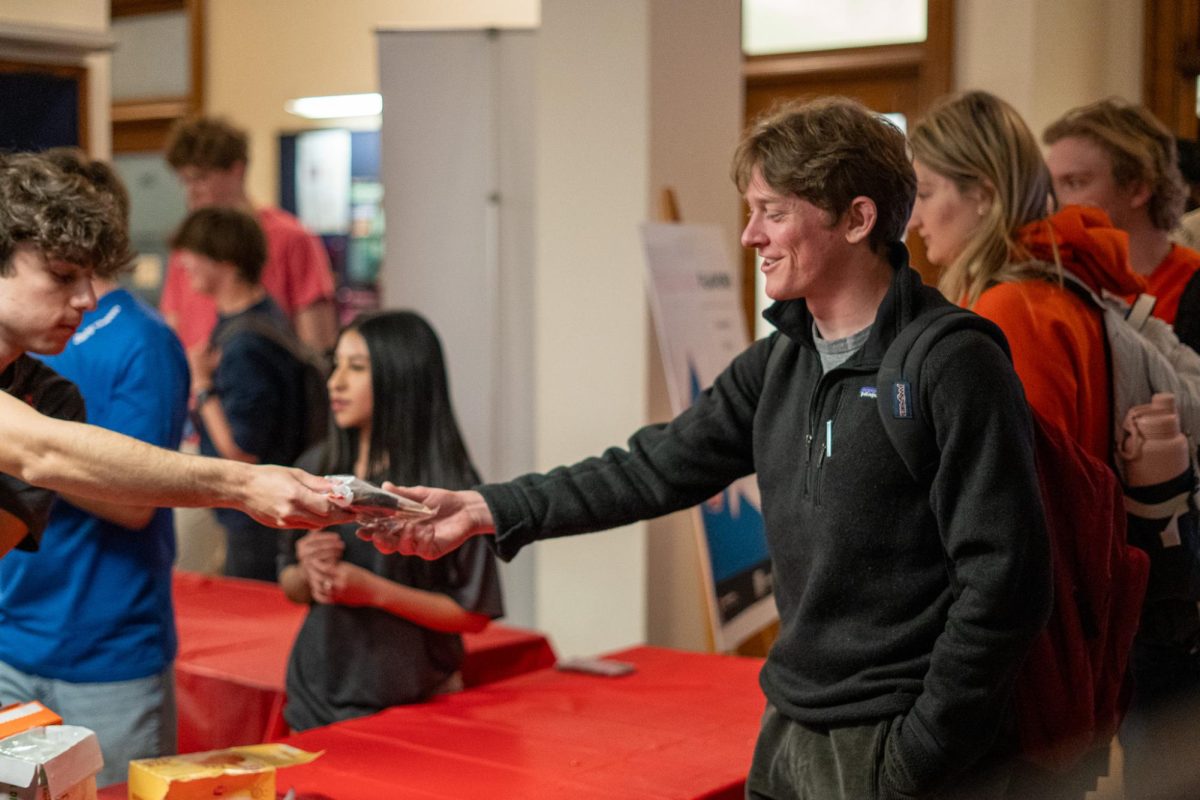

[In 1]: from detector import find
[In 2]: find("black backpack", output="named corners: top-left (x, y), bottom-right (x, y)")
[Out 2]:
top-left (876, 305), bottom-right (1149, 771)
top-left (214, 314), bottom-right (330, 460)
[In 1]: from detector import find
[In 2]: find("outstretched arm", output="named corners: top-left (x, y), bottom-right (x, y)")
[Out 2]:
top-left (0, 391), bottom-right (348, 529)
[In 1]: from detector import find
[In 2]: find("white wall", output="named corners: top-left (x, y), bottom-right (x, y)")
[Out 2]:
top-left (645, 0), bottom-right (744, 652)
top-left (0, 0), bottom-right (111, 156)
top-left (1, 0), bottom-right (104, 29)
top-left (207, 0), bottom-right (539, 207)
top-left (955, 0), bottom-right (1143, 135)
top-left (531, 0), bottom-right (652, 656)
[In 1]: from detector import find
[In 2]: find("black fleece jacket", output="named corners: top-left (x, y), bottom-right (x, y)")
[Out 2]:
top-left (479, 246), bottom-right (1052, 797)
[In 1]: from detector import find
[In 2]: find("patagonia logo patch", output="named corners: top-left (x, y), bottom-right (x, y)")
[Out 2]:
top-left (891, 381), bottom-right (913, 419)
top-left (859, 386), bottom-right (877, 399)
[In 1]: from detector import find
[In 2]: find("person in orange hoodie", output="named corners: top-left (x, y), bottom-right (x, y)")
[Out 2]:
top-left (908, 90), bottom-right (1149, 799)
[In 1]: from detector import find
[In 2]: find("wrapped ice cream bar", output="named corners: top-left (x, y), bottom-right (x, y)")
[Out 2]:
top-left (325, 475), bottom-right (434, 520)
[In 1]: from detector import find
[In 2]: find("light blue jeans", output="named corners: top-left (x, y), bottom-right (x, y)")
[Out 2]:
top-left (0, 660), bottom-right (176, 788)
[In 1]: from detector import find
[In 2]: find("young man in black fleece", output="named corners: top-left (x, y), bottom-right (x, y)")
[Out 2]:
top-left (366, 97), bottom-right (1053, 799)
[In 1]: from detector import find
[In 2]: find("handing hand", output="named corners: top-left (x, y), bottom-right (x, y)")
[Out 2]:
top-left (239, 466), bottom-right (355, 529)
top-left (357, 486), bottom-right (494, 559)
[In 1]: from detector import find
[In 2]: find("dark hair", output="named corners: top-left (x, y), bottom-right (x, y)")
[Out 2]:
top-left (1177, 137), bottom-right (1200, 187)
top-left (0, 152), bottom-right (132, 278)
top-left (731, 96), bottom-right (916, 253)
top-left (41, 148), bottom-right (132, 230)
top-left (1044, 97), bottom-right (1186, 231)
top-left (40, 147), bottom-right (135, 275)
top-left (165, 116), bottom-right (250, 171)
top-left (322, 310), bottom-right (480, 491)
top-left (169, 206), bottom-right (267, 284)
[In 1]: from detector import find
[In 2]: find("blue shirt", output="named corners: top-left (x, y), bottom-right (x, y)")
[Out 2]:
top-left (0, 289), bottom-right (190, 682)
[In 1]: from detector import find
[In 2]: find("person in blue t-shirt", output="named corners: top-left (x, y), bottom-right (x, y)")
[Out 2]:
top-left (0, 150), bottom-right (190, 787)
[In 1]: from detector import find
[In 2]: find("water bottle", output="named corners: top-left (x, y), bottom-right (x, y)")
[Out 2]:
top-left (1120, 393), bottom-right (1190, 488)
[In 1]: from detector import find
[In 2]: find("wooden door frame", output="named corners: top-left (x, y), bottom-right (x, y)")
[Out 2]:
top-left (0, 59), bottom-right (90, 150)
top-left (739, 0), bottom-right (954, 333)
top-left (1144, 0), bottom-right (1200, 139)
top-left (111, 0), bottom-right (206, 153)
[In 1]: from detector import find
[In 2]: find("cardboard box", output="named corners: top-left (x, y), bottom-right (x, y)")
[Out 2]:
top-left (0, 725), bottom-right (102, 800)
top-left (0, 702), bottom-right (63, 740)
top-left (128, 744), bottom-right (320, 800)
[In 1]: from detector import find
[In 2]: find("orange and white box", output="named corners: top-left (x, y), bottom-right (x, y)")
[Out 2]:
top-left (0, 701), bottom-right (62, 740)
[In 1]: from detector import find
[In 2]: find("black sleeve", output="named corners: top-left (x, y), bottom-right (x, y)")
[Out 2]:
top-left (479, 338), bottom-right (770, 562)
top-left (2, 357), bottom-right (87, 550)
top-left (1171, 268), bottom-right (1200, 354)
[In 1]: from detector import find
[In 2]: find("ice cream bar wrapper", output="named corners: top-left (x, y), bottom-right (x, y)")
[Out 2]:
top-left (128, 743), bottom-right (321, 800)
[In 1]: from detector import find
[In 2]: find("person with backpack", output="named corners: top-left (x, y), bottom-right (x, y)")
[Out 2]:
top-left (1043, 99), bottom-right (1200, 352)
top-left (172, 206), bottom-right (324, 581)
top-left (360, 97), bottom-right (1052, 799)
top-left (277, 310), bottom-right (503, 732)
top-left (907, 90), bottom-right (1172, 798)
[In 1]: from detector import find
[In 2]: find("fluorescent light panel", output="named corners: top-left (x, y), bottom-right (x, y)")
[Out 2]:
top-left (285, 93), bottom-right (382, 119)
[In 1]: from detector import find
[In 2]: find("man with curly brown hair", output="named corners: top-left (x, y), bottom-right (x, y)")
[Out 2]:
top-left (0, 153), bottom-right (349, 560)
top-left (0, 152), bottom-right (129, 558)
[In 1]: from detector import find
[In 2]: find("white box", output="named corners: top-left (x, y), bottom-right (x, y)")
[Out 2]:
top-left (0, 725), bottom-right (102, 800)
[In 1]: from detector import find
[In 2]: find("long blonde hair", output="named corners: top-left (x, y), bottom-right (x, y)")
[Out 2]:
top-left (909, 91), bottom-right (1057, 306)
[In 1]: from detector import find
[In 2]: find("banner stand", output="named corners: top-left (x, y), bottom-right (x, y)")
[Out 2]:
top-left (642, 208), bottom-right (777, 653)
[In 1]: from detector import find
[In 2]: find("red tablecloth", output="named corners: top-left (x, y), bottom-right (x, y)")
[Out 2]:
top-left (171, 570), bottom-right (557, 753)
top-left (277, 645), bottom-right (763, 799)
top-left (102, 646), bottom-right (764, 800)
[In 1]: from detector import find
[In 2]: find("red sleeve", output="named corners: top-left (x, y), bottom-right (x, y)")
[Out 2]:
top-left (1144, 244), bottom-right (1200, 325)
top-left (258, 209), bottom-right (335, 315)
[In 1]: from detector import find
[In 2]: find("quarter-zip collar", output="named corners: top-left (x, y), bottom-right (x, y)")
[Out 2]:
top-left (761, 242), bottom-right (948, 367)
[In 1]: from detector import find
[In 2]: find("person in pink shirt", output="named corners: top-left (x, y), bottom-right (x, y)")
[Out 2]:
top-left (160, 116), bottom-right (338, 354)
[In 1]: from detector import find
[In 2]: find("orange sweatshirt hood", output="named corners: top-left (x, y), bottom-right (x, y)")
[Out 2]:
top-left (1016, 205), bottom-right (1146, 297)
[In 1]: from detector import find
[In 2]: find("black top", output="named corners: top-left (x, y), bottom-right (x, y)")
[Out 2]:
top-left (0, 354), bottom-right (86, 550)
top-left (280, 446), bottom-right (505, 732)
top-left (201, 298), bottom-right (308, 546)
top-left (478, 245), bottom-right (1052, 797)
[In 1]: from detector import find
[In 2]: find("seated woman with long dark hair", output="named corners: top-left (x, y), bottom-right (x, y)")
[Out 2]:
top-left (278, 310), bottom-right (504, 731)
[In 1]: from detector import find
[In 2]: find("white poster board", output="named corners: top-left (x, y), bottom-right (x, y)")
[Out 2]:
top-left (641, 222), bottom-right (777, 650)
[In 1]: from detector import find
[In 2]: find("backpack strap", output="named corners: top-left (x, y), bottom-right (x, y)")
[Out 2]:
top-left (1060, 270), bottom-right (1158, 332)
top-left (215, 313), bottom-right (308, 363)
top-left (1126, 293), bottom-right (1157, 332)
top-left (877, 305), bottom-right (1010, 481)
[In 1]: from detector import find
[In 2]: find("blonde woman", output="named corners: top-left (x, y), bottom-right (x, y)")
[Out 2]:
top-left (909, 90), bottom-right (1148, 798)
top-left (908, 90), bottom-right (1143, 464)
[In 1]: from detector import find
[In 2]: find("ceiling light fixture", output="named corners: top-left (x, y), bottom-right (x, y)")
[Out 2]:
top-left (284, 93), bottom-right (382, 119)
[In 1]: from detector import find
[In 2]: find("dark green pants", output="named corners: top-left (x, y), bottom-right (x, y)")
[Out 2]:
top-left (745, 704), bottom-right (1011, 800)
